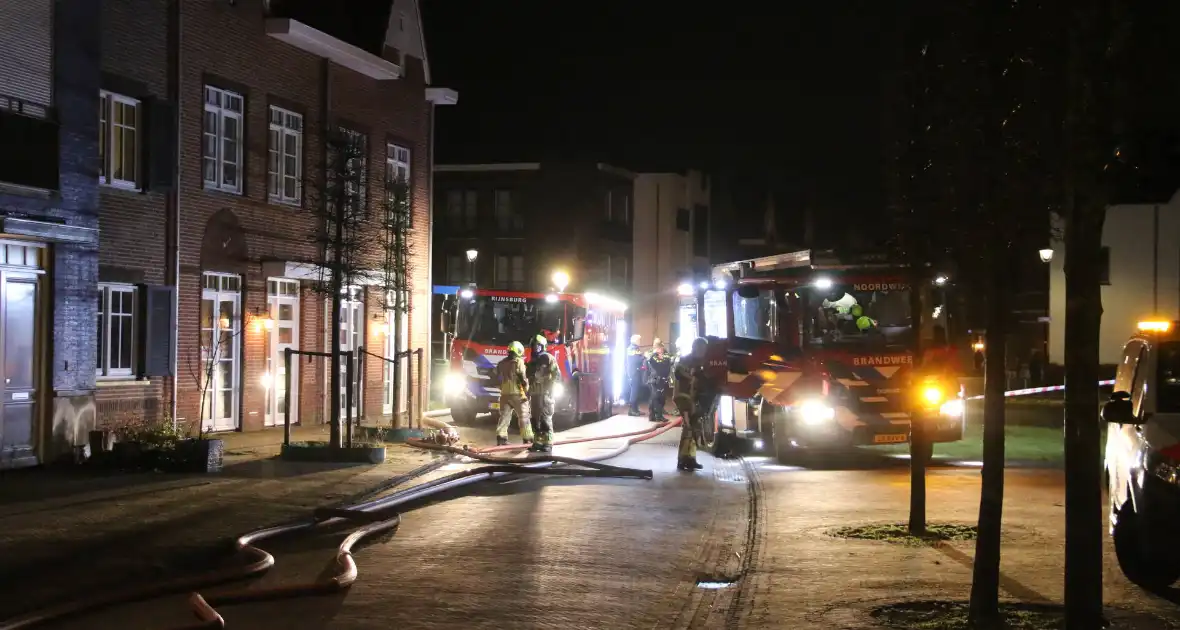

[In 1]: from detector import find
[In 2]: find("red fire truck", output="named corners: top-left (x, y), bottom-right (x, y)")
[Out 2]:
top-left (681, 249), bottom-right (966, 464)
top-left (436, 286), bottom-right (629, 426)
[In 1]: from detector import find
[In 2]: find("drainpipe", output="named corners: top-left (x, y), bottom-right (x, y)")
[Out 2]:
top-left (167, 0), bottom-right (182, 427)
top-left (426, 100), bottom-right (436, 408)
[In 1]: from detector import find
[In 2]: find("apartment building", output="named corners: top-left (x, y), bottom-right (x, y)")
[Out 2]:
top-left (0, 0), bottom-right (454, 468)
top-left (631, 171), bottom-right (711, 346)
top-left (0, 0), bottom-right (102, 468)
top-left (433, 162), bottom-right (634, 295)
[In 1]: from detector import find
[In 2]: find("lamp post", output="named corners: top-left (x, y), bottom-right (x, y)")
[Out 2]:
top-left (552, 269), bottom-right (570, 293)
top-left (465, 248), bottom-right (478, 284)
top-left (1038, 247), bottom-right (1053, 363)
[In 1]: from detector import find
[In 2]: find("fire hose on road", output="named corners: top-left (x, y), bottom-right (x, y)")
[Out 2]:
top-left (0, 419), bottom-right (676, 630)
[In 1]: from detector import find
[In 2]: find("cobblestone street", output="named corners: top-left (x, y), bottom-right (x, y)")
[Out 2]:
top-left (6, 413), bottom-right (1180, 629)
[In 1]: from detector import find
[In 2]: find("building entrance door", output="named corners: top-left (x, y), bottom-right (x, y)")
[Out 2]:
top-left (264, 279), bottom-right (300, 427)
top-left (325, 287), bottom-right (364, 423)
top-left (0, 268), bottom-right (40, 468)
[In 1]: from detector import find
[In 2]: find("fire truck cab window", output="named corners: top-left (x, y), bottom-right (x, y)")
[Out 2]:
top-left (733, 287), bottom-right (776, 341)
top-left (457, 296), bottom-right (563, 346)
top-left (702, 289), bottom-right (727, 338)
top-left (565, 305), bottom-right (587, 342)
top-left (805, 284), bottom-right (912, 348)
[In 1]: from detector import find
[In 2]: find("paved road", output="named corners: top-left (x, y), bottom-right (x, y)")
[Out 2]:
top-left (44, 420), bottom-right (1180, 630)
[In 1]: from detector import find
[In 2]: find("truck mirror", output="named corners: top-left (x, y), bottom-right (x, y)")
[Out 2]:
top-left (1101, 391), bottom-right (1136, 425)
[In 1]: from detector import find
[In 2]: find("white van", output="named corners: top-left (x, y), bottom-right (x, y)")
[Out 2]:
top-left (1103, 319), bottom-right (1180, 588)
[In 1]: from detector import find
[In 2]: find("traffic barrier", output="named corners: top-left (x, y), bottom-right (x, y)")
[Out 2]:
top-left (965, 379), bottom-right (1115, 401)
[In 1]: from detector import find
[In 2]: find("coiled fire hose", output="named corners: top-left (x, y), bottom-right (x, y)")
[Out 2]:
top-left (0, 458), bottom-right (448, 630)
top-left (0, 419), bottom-right (676, 630)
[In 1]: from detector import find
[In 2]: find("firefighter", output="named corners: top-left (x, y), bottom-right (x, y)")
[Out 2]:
top-left (626, 334), bottom-right (646, 415)
top-left (526, 334), bottom-right (559, 452)
top-left (494, 341), bottom-right (533, 446)
top-left (673, 337), bottom-right (717, 471)
top-left (646, 338), bottom-right (673, 422)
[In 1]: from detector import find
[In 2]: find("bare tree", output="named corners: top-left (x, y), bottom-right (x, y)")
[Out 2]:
top-left (186, 310), bottom-right (248, 440)
top-left (1062, 0), bottom-right (1135, 625)
top-left (379, 167), bottom-right (414, 425)
top-left (302, 128), bottom-right (380, 448)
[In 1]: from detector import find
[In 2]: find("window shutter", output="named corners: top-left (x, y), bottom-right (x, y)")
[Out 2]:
top-left (144, 98), bottom-right (176, 190)
top-left (141, 284), bottom-right (175, 376)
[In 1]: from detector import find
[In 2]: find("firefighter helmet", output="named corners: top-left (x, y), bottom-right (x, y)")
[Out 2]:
top-left (508, 341), bottom-right (525, 356)
top-left (533, 334), bottom-right (547, 349)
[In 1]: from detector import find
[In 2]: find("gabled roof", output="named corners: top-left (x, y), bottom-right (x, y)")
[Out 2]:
top-left (384, 0), bottom-right (432, 83)
top-left (266, 0), bottom-right (436, 84)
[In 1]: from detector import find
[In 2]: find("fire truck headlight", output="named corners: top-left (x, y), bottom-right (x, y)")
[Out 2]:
top-left (797, 400), bottom-right (835, 425)
top-left (552, 382), bottom-right (565, 399)
top-left (444, 372), bottom-right (467, 397)
top-left (922, 386), bottom-right (944, 406)
top-left (939, 398), bottom-right (964, 418)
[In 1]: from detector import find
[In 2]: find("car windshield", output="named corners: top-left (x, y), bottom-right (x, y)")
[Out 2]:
top-left (1156, 342), bottom-right (1180, 413)
top-left (456, 296), bottom-right (563, 346)
top-left (803, 284), bottom-right (913, 348)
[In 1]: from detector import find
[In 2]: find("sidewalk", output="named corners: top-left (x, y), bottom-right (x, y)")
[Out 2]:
top-left (0, 425), bottom-right (436, 619)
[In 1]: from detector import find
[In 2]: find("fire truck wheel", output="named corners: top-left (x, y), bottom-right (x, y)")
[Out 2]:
top-left (450, 407), bottom-right (477, 426)
top-left (700, 408), bottom-right (718, 453)
top-left (1114, 499), bottom-right (1180, 589)
top-left (599, 393), bottom-right (612, 419)
top-left (772, 421), bottom-right (802, 465)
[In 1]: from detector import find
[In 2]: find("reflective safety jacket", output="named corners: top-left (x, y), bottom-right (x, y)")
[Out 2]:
top-left (673, 353), bottom-right (718, 401)
top-left (526, 351), bottom-right (559, 395)
top-left (626, 344), bottom-right (646, 376)
top-left (496, 355), bottom-right (528, 398)
top-left (646, 352), bottom-right (673, 383)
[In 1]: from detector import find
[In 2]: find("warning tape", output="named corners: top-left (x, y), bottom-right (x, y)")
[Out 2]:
top-left (964, 379), bottom-right (1116, 401)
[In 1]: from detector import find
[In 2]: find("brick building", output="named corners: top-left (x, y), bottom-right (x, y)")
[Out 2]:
top-left (0, 0), bottom-right (103, 468)
top-left (0, 0), bottom-right (453, 468)
top-left (433, 162), bottom-right (634, 296)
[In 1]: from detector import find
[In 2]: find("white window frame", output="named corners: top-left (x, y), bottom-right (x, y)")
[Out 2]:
top-left (264, 278), bottom-right (301, 426)
top-left (324, 286), bottom-right (365, 420)
top-left (96, 283), bottom-right (137, 378)
top-left (201, 272), bottom-right (242, 431)
top-left (98, 91), bottom-right (141, 191)
top-left (268, 106), bottom-right (303, 205)
top-left (338, 127), bottom-right (368, 215)
top-left (385, 142), bottom-right (411, 225)
top-left (203, 85), bottom-right (245, 194)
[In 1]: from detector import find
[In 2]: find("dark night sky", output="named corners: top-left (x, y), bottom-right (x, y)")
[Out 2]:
top-left (422, 1), bottom-right (899, 241)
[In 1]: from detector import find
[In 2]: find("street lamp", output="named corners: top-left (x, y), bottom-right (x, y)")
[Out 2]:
top-left (465, 249), bottom-right (478, 283)
top-left (552, 269), bottom-right (570, 293)
top-left (1038, 248), bottom-right (1054, 263)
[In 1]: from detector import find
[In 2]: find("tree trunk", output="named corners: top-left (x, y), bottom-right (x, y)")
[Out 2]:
top-left (908, 267), bottom-right (927, 535)
top-left (1061, 0), bottom-right (1108, 623)
top-left (969, 247), bottom-right (1008, 624)
top-left (391, 292), bottom-right (402, 428)
top-left (1063, 206), bottom-right (1106, 628)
